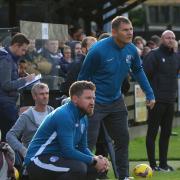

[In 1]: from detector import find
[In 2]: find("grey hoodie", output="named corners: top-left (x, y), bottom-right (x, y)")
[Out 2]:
top-left (6, 105), bottom-right (54, 157)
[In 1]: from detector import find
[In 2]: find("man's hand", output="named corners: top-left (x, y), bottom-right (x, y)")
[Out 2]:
top-left (24, 73), bottom-right (36, 82)
top-left (93, 155), bottom-right (110, 172)
top-left (146, 99), bottom-right (155, 109)
top-left (98, 155), bottom-right (110, 171)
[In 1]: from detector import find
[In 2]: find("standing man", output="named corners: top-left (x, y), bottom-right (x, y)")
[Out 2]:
top-left (6, 83), bottom-right (54, 158)
top-left (24, 81), bottom-right (109, 180)
top-left (78, 16), bottom-right (155, 180)
top-left (143, 30), bottom-right (180, 171)
top-left (0, 33), bottom-right (35, 141)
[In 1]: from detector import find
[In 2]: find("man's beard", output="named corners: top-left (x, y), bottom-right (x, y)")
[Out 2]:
top-left (78, 106), bottom-right (94, 116)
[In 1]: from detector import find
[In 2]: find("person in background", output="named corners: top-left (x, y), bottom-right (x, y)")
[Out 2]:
top-left (59, 45), bottom-right (73, 75)
top-left (133, 36), bottom-right (145, 51)
top-left (22, 39), bottom-right (40, 75)
top-left (39, 40), bottom-right (63, 76)
top-left (98, 33), bottom-right (111, 41)
top-left (18, 59), bottom-right (29, 77)
top-left (147, 35), bottom-right (160, 50)
top-left (6, 83), bottom-right (54, 158)
top-left (0, 33), bottom-right (35, 141)
top-left (78, 16), bottom-right (155, 180)
top-left (24, 81), bottom-right (110, 180)
top-left (0, 129), bottom-right (16, 180)
top-left (61, 36), bottom-right (97, 96)
top-left (143, 30), bottom-right (180, 172)
top-left (69, 26), bottom-right (85, 41)
top-left (141, 46), bottom-right (151, 59)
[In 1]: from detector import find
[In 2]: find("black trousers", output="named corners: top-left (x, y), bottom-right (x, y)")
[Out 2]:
top-left (146, 102), bottom-right (174, 168)
top-left (27, 154), bottom-right (99, 180)
top-left (88, 98), bottom-right (129, 179)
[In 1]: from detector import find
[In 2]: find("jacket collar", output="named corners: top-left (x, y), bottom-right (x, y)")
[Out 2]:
top-left (5, 47), bottom-right (19, 62)
top-left (159, 44), bottom-right (174, 55)
top-left (68, 101), bottom-right (85, 120)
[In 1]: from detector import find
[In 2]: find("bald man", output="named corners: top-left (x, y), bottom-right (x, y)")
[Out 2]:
top-left (143, 30), bottom-right (180, 172)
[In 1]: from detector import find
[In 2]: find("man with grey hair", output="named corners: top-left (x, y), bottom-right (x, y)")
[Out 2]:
top-left (144, 30), bottom-right (180, 171)
top-left (6, 82), bottom-right (54, 158)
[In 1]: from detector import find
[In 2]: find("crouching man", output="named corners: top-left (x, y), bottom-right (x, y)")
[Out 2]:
top-left (24, 81), bottom-right (109, 180)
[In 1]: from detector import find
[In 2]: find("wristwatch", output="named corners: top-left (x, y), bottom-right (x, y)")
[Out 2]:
top-left (92, 158), bottom-right (97, 166)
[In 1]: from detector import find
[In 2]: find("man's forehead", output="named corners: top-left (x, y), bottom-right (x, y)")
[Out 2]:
top-left (37, 87), bottom-right (49, 92)
top-left (162, 31), bottom-right (175, 38)
top-left (119, 22), bottom-right (132, 28)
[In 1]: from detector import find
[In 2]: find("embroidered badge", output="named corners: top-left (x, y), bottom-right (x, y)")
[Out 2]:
top-left (50, 156), bottom-right (59, 162)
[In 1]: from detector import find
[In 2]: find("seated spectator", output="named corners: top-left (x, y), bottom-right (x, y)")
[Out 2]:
top-left (22, 39), bottom-right (39, 75)
top-left (39, 40), bottom-right (64, 76)
top-left (59, 45), bottom-right (73, 75)
top-left (18, 59), bottom-right (29, 77)
top-left (69, 26), bottom-right (85, 41)
top-left (67, 41), bottom-right (83, 62)
top-left (6, 83), bottom-right (54, 159)
top-left (24, 81), bottom-right (109, 180)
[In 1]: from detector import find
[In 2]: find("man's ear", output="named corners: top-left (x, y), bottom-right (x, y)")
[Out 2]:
top-left (111, 28), bottom-right (116, 36)
top-left (71, 95), bottom-right (79, 104)
top-left (81, 47), bottom-right (87, 54)
top-left (32, 94), bottom-right (36, 101)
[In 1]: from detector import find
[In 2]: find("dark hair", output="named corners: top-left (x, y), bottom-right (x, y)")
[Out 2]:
top-left (81, 36), bottom-right (96, 48)
top-left (69, 81), bottom-right (96, 98)
top-left (150, 35), bottom-right (160, 45)
top-left (111, 16), bottom-right (131, 30)
top-left (11, 33), bottom-right (29, 46)
top-left (19, 59), bottom-right (26, 64)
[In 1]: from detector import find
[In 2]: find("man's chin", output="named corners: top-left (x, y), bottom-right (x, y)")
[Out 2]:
top-left (87, 110), bottom-right (94, 116)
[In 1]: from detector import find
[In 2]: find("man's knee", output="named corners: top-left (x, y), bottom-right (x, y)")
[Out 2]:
top-left (70, 161), bottom-right (87, 175)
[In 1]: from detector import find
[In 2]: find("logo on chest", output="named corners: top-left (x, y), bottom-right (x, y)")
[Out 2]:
top-left (162, 58), bottom-right (166, 63)
top-left (125, 55), bottom-right (132, 65)
top-left (80, 124), bottom-right (85, 134)
top-left (75, 123), bottom-right (85, 134)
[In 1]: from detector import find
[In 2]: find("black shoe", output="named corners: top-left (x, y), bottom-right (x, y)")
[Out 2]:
top-left (159, 165), bottom-right (174, 172)
top-left (151, 166), bottom-right (160, 171)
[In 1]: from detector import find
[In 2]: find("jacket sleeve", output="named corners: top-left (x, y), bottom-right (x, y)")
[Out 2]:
top-left (6, 114), bottom-right (27, 157)
top-left (0, 57), bottom-right (26, 91)
top-left (55, 113), bottom-right (93, 164)
top-left (78, 48), bottom-right (101, 81)
top-left (143, 51), bottom-right (157, 81)
top-left (131, 48), bottom-right (155, 101)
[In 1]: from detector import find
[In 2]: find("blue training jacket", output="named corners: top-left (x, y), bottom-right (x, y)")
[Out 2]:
top-left (24, 101), bottom-right (93, 166)
top-left (78, 37), bottom-right (155, 104)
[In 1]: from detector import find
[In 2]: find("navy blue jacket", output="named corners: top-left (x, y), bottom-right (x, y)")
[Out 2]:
top-left (0, 47), bottom-right (26, 103)
top-left (143, 45), bottom-right (180, 103)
